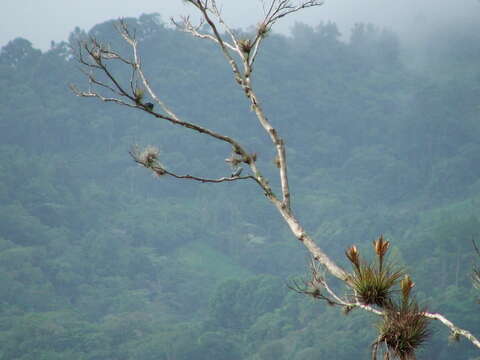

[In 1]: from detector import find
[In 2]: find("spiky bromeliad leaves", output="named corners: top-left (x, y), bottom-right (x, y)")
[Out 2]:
top-left (373, 302), bottom-right (430, 360)
top-left (346, 236), bottom-right (404, 307)
top-left (372, 276), bottom-right (430, 360)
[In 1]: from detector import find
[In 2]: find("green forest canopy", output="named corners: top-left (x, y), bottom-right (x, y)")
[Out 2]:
top-left (0, 13), bottom-right (479, 359)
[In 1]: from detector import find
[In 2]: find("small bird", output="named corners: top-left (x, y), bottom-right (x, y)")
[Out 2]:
top-left (231, 167), bottom-right (243, 177)
top-left (144, 102), bottom-right (154, 111)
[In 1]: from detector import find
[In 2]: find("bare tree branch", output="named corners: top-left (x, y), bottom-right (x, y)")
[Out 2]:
top-left (175, 1), bottom-right (353, 284)
top-left (130, 146), bottom-right (259, 185)
top-left (70, 20), bottom-right (275, 198)
top-left (289, 258), bottom-right (383, 314)
top-left (70, 84), bottom-right (139, 109)
top-left (424, 312), bottom-right (480, 348)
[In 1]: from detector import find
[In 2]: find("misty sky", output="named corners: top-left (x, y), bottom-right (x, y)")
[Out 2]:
top-left (1, 0), bottom-right (479, 50)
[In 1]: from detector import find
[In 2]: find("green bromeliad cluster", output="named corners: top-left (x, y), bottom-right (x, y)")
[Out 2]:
top-left (346, 236), bottom-right (430, 359)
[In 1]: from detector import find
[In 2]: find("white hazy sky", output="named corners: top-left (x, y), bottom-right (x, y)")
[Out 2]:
top-left (1, 0), bottom-right (478, 50)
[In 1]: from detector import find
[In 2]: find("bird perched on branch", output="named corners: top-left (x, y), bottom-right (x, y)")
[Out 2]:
top-left (144, 102), bottom-right (154, 111)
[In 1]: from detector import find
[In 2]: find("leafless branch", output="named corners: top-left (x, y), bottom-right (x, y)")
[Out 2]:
top-left (70, 84), bottom-right (139, 109)
top-left (70, 23), bottom-right (272, 192)
top-left (290, 258), bottom-right (383, 314)
top-left (288, 260), bottom-right (343, 306)
top-left (248, 1), bottom-right (324, 66)
top-left (423, 311), bottom-right (480, 348)
top-left (129, 146), bottom-right (259, 185)
top-left (266, 0), bottom-right (324, 24)
top-left (175, 1), bottom-right (354, 286)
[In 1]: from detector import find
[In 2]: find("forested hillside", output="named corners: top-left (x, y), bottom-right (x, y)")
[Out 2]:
top-left (0, 13), bottom-right (479, 359)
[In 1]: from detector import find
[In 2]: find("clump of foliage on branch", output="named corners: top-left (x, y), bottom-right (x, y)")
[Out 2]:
top-left (346, 235), bottom-right (404, 307)
top-left (373, 275), bottom-right (430, 359)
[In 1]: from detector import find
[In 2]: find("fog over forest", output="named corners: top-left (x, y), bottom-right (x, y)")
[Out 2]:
top-left (1, 0), bottom-right (478, 49)
top-left (0, 2), bottom-right (480, 360)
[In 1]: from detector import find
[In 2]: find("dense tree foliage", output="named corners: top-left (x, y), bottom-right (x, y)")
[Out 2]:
top-left (0, 13), bottom-right (479, 359)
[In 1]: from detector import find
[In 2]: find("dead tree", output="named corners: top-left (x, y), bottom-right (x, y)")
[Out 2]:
top-left (71, 0), bottom-right (480, 357)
